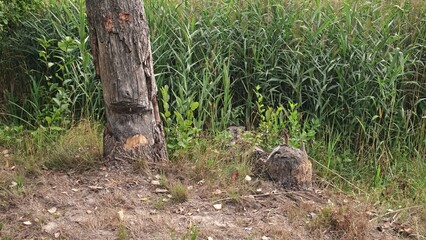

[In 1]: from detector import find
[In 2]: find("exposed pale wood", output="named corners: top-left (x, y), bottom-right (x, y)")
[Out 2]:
top-left (86, 0), bottom-right (168, 163)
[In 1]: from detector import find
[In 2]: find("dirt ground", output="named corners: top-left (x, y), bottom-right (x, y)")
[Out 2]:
top-left (0, 159), bottom-right (414, 240)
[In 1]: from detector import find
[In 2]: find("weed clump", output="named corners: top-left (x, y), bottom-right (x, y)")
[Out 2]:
top-left (309, 205), bottom-right (368, 240)
top-left (169, 182), bottom-right (188, 203)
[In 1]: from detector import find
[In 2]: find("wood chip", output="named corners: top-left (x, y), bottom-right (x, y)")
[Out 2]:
top-left (9, 181), bottom-right (17, 188)
top-left (154, 188), bottom-right (168, 193)
top-left (213, 204), bottom-right (222, 210)
top-left (118, 209), bottom-right (125, 221)
top-left (151, 180), bottom-right (161, 185)
top-left (23, 221), bottom-right (32, 225)
top-left (47, 207), bottom-right (57, 214)
top-left (88, 185), bottom-right (103, 190)
top-left (212, 189), bottom-right (222, 195)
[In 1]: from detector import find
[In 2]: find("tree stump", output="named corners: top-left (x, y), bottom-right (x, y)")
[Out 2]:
top-left (266, 144), bottom-right (312, 189)
top-left (253, 144), bottom-right (312, 190)
top-left (227, 127), bottom-right (312, 189)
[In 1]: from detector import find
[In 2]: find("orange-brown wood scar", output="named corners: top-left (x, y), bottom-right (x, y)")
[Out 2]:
top-left (119, 12), bottom-right (132, 23)
top-left (124, 134), bottom-right (148, 150)
top-left (104, 16), bottom-right (113, 32)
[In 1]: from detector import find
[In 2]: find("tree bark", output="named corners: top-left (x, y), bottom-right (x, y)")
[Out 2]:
top-left (86, 0), bottom-right (168, 163)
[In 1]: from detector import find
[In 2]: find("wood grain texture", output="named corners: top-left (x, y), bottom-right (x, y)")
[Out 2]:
top-left (86, 0), bottom-right (168, 162)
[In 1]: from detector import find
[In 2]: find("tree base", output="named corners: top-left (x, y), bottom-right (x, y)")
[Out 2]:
top-left (103, 125), bottom-right (167, 164)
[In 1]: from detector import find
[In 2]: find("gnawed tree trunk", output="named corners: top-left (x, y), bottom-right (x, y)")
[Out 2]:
top-left (86, 0), bottom-right (168, 162)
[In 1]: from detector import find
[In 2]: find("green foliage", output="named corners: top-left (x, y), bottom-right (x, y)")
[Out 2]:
top-left (0, 0), bottom-right (41, 33)
top-left (117, 224), bottom-right (129, 240)
top-left (2, 0), bottom-right (102, 129)
top-left (144, 0), bottom-right (425, 192)
top-left (0, 125), bottom-right (24, 147)
top-left (146, 0), bottom-right (425, 155)
top-left (181, 224), bottom-right (199, 240)
top-left (254, 85), bottom-right (319, 150)
top-left (161, 85), bottom-right (201, 156)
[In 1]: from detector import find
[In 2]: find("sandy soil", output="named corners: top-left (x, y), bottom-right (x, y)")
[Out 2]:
top-left (0, 160), bottom-right (409, 240)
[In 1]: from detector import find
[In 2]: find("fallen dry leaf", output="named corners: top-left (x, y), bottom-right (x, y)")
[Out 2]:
top-left (151, 180), bottom-right (161, 185)
top-left (47, 207), bottom-right (57, 214)
top-left (9, 181), bottom-right (17, 188)
top-left (213, 189), bottom-right (222, 195)
top-left (23, 221), bottom-right (32, 225)
top-left (213, 204), bottom-right (222, 210)
top-left (118, 209), bottom-right (125, 222)
top-left (197, 179), bottom-right (205, 185)
top-left (154, 188), bottom-right (168, 193)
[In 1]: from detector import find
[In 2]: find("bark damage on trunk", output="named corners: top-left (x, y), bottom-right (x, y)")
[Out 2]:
top-left (86, 0), bottom-right (168, 163)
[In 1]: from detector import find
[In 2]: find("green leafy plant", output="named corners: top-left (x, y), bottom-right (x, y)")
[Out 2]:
top-left (0, 125), bottom-right (24, 147)
top-left (161, 85), bottom-right (201, 156)
top-left (4, 0), bottom-right (101, 130)
top-left (181, 224), bottom-right (199, 240)
top-left (254, 85), bottom-right (319, 150)
top-left (117, 224), bottom-right (129, 240)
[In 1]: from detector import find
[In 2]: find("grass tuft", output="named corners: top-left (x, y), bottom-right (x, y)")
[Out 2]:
top-left (169, 182), bottom-right (188, 203)
top-left (117, 224), bottom-right (129, 240)
top-left (44, 121), bottom-right (102, 172)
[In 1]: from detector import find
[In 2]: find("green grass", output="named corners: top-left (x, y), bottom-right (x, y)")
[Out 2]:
top-left (117, 224), bottom-right (129, 240)
top-left (144, 0), bottom-right (426, 196)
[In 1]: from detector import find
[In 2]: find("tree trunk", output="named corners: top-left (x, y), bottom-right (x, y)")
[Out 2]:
top-left (86, 0), bottom-right (168, 163)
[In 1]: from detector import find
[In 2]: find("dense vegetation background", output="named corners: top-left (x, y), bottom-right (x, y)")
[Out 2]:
top-left (0, 0), bottom-right (425, 204)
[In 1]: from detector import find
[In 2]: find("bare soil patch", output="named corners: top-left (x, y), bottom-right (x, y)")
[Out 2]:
top-left (0, 159), bottom-right (411, 240)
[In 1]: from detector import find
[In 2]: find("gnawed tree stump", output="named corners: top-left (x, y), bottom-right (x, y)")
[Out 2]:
top-left (226, 127), bottom-right (312, 189)
top-left (266, 144), bottom-right (312, 189)
top-left (253, 144), bottom-right (312, 190)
